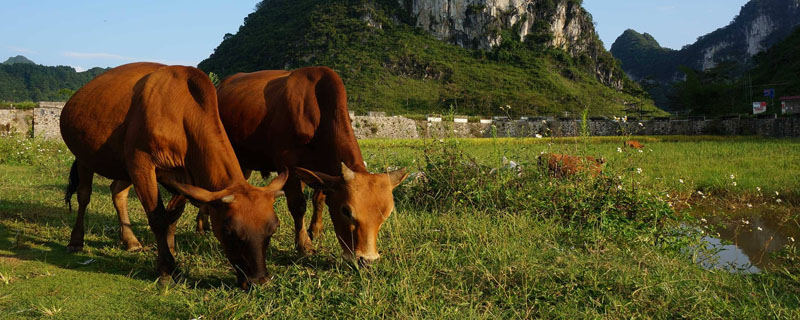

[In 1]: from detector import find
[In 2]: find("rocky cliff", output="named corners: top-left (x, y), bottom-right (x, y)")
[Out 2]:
top-left (611, 0), bottom-right (800, 83)
top-left (405, 0), bottom-right (621, 88)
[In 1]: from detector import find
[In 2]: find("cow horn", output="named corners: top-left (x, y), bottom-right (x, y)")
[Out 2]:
top-left (341, 162), bottom-right (355, 182)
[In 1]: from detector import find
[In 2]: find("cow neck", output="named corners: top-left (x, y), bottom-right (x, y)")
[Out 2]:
top-left (315, 70), bottom-right (368, 175)
top-left (185, 116), bottom-right (247, 191)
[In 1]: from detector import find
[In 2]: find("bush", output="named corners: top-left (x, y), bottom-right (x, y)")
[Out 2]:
top-left (396, 139), bottom-right (675, 236)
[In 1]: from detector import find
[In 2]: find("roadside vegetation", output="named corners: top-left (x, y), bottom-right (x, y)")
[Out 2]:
top-left (0, 135), bottom-right (798, 318)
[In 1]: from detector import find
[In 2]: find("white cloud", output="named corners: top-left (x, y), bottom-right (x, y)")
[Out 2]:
top-left (71, 65), bottom-right (87, 72)
top-left (7, 46), bottom-right (38, 54)
top-left (63, 51), bottom-right (136, 61)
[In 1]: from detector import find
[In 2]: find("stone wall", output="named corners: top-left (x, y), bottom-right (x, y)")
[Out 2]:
top-left (421, 117), bottom-right (800, 138)
top-left (1, 102), bottom-right (799, 140)
top-left (351, 116), bottom-right (419, 139)
top-left (33, 105), bottom-right (64, 140)
top-left (0, 109), bottom-right (33, 137)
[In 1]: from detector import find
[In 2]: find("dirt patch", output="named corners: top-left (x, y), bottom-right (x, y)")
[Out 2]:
top-left (0, 256), bottom-right (23, 266)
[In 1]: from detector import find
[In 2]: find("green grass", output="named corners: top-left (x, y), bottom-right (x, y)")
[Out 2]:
top-left (1, 136), bottom-right (799, 318)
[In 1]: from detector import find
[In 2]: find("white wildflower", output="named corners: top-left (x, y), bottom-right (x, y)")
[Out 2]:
top-left (732, 182), bottom-right (737, 186)
top-left (747, 204), bottom-right (753, 208)
top-left (776, 199), bottom-right (783, 203)
top-left (730, 174), bottom-right (735, 180)
top-left (636, 168), bottom-right (642, 174)
top-left (757, 227), bottom-right (763, 231)
top-left (616, 185), bottom-right (623, 190)
top-left (775, 191), bottom-right (780, 196)
top-left (535, 134), bottom-right (543, 139)
top-left (638, 122), bottom-right (644, 127)
top-left (697, 191), bottom-right (704, 195)
top-left (756, 187), bottom-right (761, 192)
top-left (679, 179), bottom-right (684, 184)
top-left (638, 149), bottom-right (643, 153)
top-left (617, 147), bottom-right (622, 153)
top-left (622, 116), bottom-right (628, 123)
top-left (790, 237), bottom-right (796, 242)
top-left (700, 218), bottom-right (707, 223)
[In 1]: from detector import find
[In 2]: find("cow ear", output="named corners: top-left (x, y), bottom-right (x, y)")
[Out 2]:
top-left (261, 169), bottom-right (289, 194)
top-left (161, 180), bottom-right (230, 205)
top-left (387, 168), bottom-right (409, 188)
top-left (295, 167), bottom-right (342, 190)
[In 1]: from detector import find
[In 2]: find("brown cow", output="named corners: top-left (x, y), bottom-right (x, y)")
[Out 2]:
top-left (625, 140), bottom-right (645, 149)
top-left (212, 67), bottom-right (408, 266)
top-left (538, 153), bottom-right (605, 177)
top-left (60, 62), bottom-right (286, 288)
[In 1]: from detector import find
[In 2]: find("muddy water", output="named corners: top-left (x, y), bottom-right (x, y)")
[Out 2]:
top-left (691, 204), bottom-right (799, 273)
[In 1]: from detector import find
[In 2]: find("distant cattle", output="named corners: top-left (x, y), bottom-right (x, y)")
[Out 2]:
top-left (538, 153), bottom-right (605, 177)
top-left (60, 62), bottom-right (286, 289)
top-left (625, 140), bottom-right (645, 149)
top-left (212, 67), bottom-right (408, 265)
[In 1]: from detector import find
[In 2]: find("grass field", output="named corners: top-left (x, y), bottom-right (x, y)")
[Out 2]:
top-left (1, 136), bottom-right (799, 318)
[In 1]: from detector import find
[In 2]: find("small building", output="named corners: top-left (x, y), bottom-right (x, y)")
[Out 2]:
top-left (780, 96), bottom-right (800, 115)
top-left (479, 119), bottom-right (493, 124)
top-left (426, 114), bottom-right (442, 122)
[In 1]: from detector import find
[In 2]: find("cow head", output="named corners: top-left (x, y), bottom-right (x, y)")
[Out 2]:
top-left (295, 163), bottom-right (408, 266)
top-left (165, 170), bottom-right (288, 289)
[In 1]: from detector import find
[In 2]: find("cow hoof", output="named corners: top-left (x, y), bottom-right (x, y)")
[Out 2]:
top-left (124, 242), bottom-right (143, 252)
top-left (67, 245), bottom-right (83, 253)
top-left (296, 245), bottom-right (316, 256)
top-left (307, 228), bottom-right (322, 241)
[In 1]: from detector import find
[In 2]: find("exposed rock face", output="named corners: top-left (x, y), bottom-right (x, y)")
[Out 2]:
top-left (407, 0), bottom-right (594, 53)
top-left (403, 0), bottom-right (622, 88)
top-left (611, 0), bottom-right (800, 83)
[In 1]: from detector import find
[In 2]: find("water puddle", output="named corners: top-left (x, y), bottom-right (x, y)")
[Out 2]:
top-left (690, 204), bottom-right (798, 273)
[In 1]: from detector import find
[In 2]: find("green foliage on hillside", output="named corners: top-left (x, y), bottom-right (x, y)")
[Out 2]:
top-left (200, 0), bottom-right (664, 117)
top-left (0, 63), bottom-right (107, 102)
top-left (2, 55), bottom-right (36, 65)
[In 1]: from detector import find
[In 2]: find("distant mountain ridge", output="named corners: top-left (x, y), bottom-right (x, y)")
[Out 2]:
top-left (3, 55), bottom-right (36, 65)
top-left (198, 0), bottom-right (665, 117)
top-left (610, 0), bottom-right (800, 110)
top-left (0, 56), bottom-right (107, 102)
top-left (612, 0), bottom-right (800, 82)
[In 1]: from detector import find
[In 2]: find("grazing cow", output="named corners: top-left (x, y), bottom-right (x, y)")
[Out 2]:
top-left (60, 62), bottom-right (286, 288)
top-left (538, 153), bottom-right (605, 177)
top-left (625, 140), bottom-right (645, 149)
top-left (209, 67), bottom-right (408, 265)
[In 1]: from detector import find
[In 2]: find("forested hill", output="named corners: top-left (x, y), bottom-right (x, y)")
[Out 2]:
top-left (749, 26), bottom-right (800, 98)
top-left (0, 57), bottom-right (107, 102)
top-left (199, 0), bottom-right (666, 117)
top-left (3, 55), bottom-right (36, 65)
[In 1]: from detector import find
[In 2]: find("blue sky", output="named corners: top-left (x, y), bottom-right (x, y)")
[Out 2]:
top-left (585, 0), bottom-right (750, 50)
top-left (2, 0), bottom-right (751, 70)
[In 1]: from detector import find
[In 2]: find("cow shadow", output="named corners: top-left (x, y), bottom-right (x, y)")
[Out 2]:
top-left (0, 200), bottom-right (342, 288)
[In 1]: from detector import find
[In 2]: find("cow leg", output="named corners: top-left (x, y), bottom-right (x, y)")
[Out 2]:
top-left (307, 189), bottom-right (325, 241)
top-left (110, 180), bottom-right (142, 251)
top-left (284, 174), bottom-right (314, 256)
top-left (130, 168), bottom-right (182, 279)
top-left (67, 163), bottom-right (94, 252)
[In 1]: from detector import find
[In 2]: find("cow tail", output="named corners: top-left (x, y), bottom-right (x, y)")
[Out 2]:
top-left (65, 160), bottom-right (79, 213)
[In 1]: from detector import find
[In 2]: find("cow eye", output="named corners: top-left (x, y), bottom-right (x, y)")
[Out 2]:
top-left (341, 205), bottom-right (353, 219)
